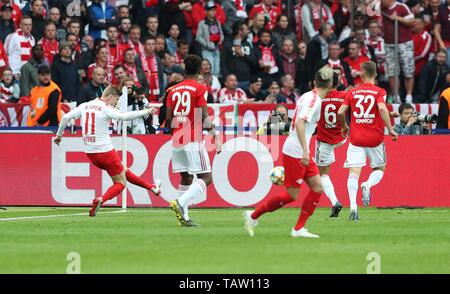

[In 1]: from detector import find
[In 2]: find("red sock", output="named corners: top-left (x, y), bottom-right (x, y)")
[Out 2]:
top-left (251, 192), bottom-right (294, 219)
top-left (101, 183), bottom-right (125, 203)
top-left (294, 190), bottom-right (322, 230)
top-left (125, 170), bottom-right (154, 190)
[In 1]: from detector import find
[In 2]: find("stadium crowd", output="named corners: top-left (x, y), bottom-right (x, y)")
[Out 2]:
top-left (0, 0), bottom-right (449, 124)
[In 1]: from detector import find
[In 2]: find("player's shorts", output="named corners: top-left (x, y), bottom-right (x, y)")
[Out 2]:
top-left (314, 139), bottom-right (347, 167)
top-left (87, 149), bottom-right (124, 177)
top-left (172, 141), bottom-right (211, 174)
top-left (343, 143), bottom-right (387, 169)
top-left (385, 41), bottom-right (415, 78)
top-left (283, 154), bottom-right (320, 188)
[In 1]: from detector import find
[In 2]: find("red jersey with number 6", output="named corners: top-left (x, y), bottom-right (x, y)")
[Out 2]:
top-left (166, 79), bottom-right (208, 146)
top-left (343, 83), bottom-right (387, 147)
top-left (317, 89), bottom-right (347, 145)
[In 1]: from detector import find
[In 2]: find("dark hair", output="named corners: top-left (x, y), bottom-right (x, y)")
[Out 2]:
top-left (177, 39), bottom-right (189, 48)
top-left (318, 23), bottom-right (331, 35)
top-left (331, 69), bottom-right (341, 88)
top-left (274, 104), bottom-right (288, 113)
top-left (106, 24), bottom-right (118, 31)
top-left (277, 14), bottom-right (289, 24)
top-left (117, 5), bottom-right (129, 11)
top-left (96, 45), bottom-right (107, 55)
top-left (232, 20), bottom-right (246, 37)
top-left (65, 33), bottom-right (77, 41)
top-left (68, 19), bottom-right (81, 27)
top-left (146, 14), bottom-right (158, 22)
top-left (398, 103), bottom-right (414, 114)
top-left (184, 54), bottom-right (202, 75)
top-left (114, 64), bottom-right (126, 72)
top-left (258, 28), bottom-right (271, 38)
top-left (361, 61), bottom-right (377, 78)
top-left (349, 40), bottom-right (361, 48)
top-left (144, 36), bottom-right (156, 43)
top-left (436, 48), bottom-right (448, 57)
top-left (130, 24), bottom-right (141, 32)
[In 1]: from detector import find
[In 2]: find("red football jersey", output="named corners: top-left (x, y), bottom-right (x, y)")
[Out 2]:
top-left (317, 89), bottom-right (347, 145)
top-left (343, 83), bottom-right (387, 147)
top-left (166, 79), bottom-right (208, 146)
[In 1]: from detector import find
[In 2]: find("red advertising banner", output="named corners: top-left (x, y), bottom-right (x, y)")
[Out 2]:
top-left (0, 134), bottom-right (449, 207)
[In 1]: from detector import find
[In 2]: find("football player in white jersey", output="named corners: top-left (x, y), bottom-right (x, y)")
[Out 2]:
top-left (55, 85), bottom-right (161, 216)
top-left (243, 66), bottom-right (334, 238)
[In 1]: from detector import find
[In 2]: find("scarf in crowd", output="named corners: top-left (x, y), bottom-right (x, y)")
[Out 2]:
top-left (93, 60), bottom-right (114, 82)
top-left (328, 59), bottom-right (348, 88)
top-left (259, 44), bottom-right (278, 74)
top-left (145, 0), bottom-right (158, 7)
top-left (219, 88), bottom-right (246, 103)
top-left (0, 82), bottom-right (14, 101)
top-left (205, 18), bottom-right (221, 44)
top-left (175, 51), bottom-right (184, 65)
top-left (311, 4), bottom-right (330, 31)
top-left (234, 0), bottom-right (245, 11)
top-left (41, 38), bottom-right (59, 64)
top-left (124, 62), bottom-right (141, 86)
top-left (16, 29), bottom-right (34, 63)
top-left (143, 54), bottom-right (160, 99)
top-left (128, 39), bottom-right (145, 60)
top-left (294, 3), bottom-right (303, 42)
top-left (106, 42), bottom-right (123, 66)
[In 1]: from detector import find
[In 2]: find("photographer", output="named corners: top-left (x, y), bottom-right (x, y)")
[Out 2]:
top-left (394, 103), bottom-right (430, 135)
top-left (123, 77), bottom-right (154, 135)
top-left (257, 104), bottom-right (291, 135)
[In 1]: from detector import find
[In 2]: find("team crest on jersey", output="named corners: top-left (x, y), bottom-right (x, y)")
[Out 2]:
top-left (296, 179), bottom-right (304, 185)
top-left (0, 111), bottom-right (8, 127)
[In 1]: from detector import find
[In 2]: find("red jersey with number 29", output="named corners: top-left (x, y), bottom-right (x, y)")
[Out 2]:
top-left (167, 79), bottom-right (208, 146)
top-left (317, 89), bottom-right (347, 145)
top-left (343, 83), bottom-right (387, 147)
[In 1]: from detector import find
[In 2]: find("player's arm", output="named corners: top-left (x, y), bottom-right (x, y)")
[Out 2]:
top-left (378, 102), bottom-right (398, 141)
top-left (337, 104), bottom-right (350, 138)
top-left (54, 105), bottom-right (83, 145)
top-left (202, 106), bottom-right (222, 154)
top-left (165, 106), bottom-right (174, 135)
top-left (295, 118), bottom-right (310, 166)
top-left (105, 107), bottom-right (156, 121)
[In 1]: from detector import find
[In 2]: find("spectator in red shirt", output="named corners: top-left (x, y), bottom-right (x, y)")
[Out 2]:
top-left (412, 18), bottom-right (432, 77)
top-left (382, 0), bottom-right (416, 103)
top-left (39, 21), bottom-right (59, 65)
top-left (344, 40), bottom-right (370, 85)
top-left (106, 25), bottom-right (127, 67)
top-left (249, 0), bottom-right (282, 31)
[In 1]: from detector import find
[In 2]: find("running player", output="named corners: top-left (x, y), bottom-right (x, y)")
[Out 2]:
top-left (243, 66), bottom-right (334, 238)
top-left (337, 61), bottom-right (398, 221)
top-left (54, 85), bottom-right (162, 216)
top-left (166, 55), bottom-right (221, 227)
top-left (315, 69), bottom-right (347, 217)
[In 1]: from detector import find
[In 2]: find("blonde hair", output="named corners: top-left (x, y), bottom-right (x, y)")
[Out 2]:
top-left (361, 61), bottom-right (377, 78)
top-left (101, 85), bottom-right (121, 99)
top-left (314, 65), bottom-right (334, 88)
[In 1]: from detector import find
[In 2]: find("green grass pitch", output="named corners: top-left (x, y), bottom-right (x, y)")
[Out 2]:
top-left (0, 207), bottom-right (449, 273)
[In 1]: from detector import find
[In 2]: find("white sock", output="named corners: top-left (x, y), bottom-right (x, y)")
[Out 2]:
top-left (348, 173), bottom-right (359, 211)
top-left (177, 179), bottom-right (207, 208)
top-left (405, 94), bottom-right (413, 103)
top-left (366, 170), bottom-right (384, 188)
top-left (321, 174), bottom-right (338, 206)
top-left (178, 184), bottom-right (191, 220)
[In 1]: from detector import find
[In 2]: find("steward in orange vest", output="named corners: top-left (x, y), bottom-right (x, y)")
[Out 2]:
top-left (27, 65), bottom-right (62, 126)
top-left (437, 86), bottom-right (450, 129)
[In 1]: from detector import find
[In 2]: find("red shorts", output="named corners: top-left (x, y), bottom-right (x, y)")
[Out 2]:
top-left (283, 154), bottom-right (320, 188)
top-left (87, 149), bottom-right (124, 177)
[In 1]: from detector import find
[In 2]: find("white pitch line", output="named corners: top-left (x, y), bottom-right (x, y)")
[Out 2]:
top-left (0, 210), bottom-right (126, 222)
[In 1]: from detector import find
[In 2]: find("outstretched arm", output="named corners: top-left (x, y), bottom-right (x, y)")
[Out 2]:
top-left (104, 107), bottom-right (156, 121)
top-left (378, 102), bottom-right (398, 141)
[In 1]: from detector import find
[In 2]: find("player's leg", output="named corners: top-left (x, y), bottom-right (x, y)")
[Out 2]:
top-left (361, 143), bottom-right (387, 206)
top-left (316, 141), bottom-right (341, 216)
top-left (178, 172), bottom-right (193, 222)
top-left (168, 146), bottom-right (191, 225)
top-left (291, 159), bottom-right (323, 238)
top-left (172, 142), bottom-right (211, 226)
top-left (344, 143), bottom-right (366, 220)
top-left (87, 150), bottom-right (127, 217)
top-left (243, 154), bottom-right (300, 237)
top-left (124, 167), bottom-right (161, 196)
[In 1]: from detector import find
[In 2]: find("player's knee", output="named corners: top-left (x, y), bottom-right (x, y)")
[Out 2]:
top-left (198, 173), bottom-right (212, 186)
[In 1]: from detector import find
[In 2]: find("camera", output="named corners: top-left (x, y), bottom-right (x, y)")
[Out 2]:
top-left (413, 112), bottom-right (438, 124)
top-left (266, 113), bottom-right (290, 135)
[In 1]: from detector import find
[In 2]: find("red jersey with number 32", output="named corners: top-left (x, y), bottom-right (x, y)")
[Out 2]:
top-left (167, 79), bottom-right (208, 146)
top-left (343, 83), bottom-right (387, 147)
top-left (317, 90), bottom-right (347, 145)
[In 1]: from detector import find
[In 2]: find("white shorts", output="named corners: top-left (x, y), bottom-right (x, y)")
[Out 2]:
top-left (172, 141), bottom-right (211, 174)
top-left (314, 139), bottom-right (347, 167)
top-left (344, 143), bottom-right (387, 168)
